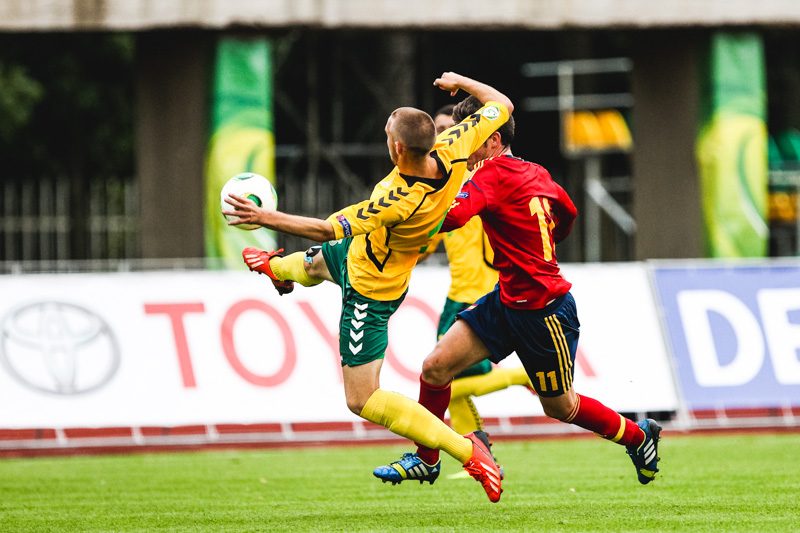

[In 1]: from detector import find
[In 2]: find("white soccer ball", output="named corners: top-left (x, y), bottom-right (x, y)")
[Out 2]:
top-left (220, 172), bottom-right (278, 230)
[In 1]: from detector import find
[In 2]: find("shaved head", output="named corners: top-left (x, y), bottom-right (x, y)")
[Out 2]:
top-left (387, 107), bottom-right (436, 159)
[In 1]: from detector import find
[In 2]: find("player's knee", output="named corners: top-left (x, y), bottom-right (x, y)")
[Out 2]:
top-left (421, 356), bottom-right (451, 386)
top-left (345, 389), bottom-right (375, 416)
top-left (347, 398), bottom-right (366, 416)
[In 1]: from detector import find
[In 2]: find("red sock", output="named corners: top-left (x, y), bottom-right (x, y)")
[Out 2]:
top-left (567, 394), bottom-right (644, 448)
top-left (415, 377), bottom-right (451, 464)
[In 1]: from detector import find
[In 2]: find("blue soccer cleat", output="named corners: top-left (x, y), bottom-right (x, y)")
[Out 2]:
top-left (626, 418), bottom-right (662, 484)
top-left (373, 453), bottom-right (441, 485)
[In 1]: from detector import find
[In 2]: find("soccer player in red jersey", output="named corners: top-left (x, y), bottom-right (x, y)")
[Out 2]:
top-left (376, 96), bottom-right (661, 488)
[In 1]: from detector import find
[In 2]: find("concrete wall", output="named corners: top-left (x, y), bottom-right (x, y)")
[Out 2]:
top-left (135, 31), bottom-right (211, 259)
top-left (632, 31), bottom-right (705, 259)
top-left (2, 0), bottom-right (800, 31)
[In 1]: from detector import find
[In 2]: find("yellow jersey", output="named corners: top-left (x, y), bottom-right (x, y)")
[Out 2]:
top-left (326, 101), bottom-right (509, 300)
top-left (434, 215), bottom-right (498, 304)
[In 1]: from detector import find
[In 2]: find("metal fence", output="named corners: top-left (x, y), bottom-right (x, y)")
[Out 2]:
top-left (0, 176), bottom-right (138, 263)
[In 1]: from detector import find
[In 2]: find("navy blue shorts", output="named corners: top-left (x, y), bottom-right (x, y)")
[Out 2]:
top-left (458, 289), bottom-right (580, 397)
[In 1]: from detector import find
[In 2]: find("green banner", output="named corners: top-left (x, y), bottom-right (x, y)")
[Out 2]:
top-left (204, 37), bottom-right (277, 267)
top-left (696, 32), bottom-right (768, 257)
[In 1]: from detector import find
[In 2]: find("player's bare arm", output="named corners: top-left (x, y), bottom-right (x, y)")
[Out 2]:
top-left (224, 193), bottom-right (335, 242)
top-left (433, 72), bottom-right (514, 114)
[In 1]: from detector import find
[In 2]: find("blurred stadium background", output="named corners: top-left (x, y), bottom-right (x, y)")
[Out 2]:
top-left (0, 0), bottom-right (798, 455)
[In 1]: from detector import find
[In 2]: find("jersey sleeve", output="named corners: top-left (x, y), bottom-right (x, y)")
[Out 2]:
top-left (326, 186), bottom-right (425, 240)
top-left (441, 179), bottom-right (489, 232)
top-left (552, 183), bottom-right (578, 243)
top-left (434, 101), bottom-right (509, 172)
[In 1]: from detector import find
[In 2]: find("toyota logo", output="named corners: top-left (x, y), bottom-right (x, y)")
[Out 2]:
top-left (0, 301), bottom-right (120, 395)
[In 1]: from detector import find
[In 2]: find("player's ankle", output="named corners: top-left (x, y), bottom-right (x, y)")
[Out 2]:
top-left (416, 449), bottom-right (440, 465)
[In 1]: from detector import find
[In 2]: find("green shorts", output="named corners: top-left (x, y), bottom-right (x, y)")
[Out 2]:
top-left (437, 297), bottom-right (492, 378)
top-left (321, 238), bottom-right (406, 367)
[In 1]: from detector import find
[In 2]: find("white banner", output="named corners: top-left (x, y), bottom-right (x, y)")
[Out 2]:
top-left (560, 263), bottom-right (678, 412)
top-left (0, 264), bottom-right (677, 428)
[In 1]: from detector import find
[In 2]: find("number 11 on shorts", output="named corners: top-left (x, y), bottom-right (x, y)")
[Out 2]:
top-left (534, 370), bottom-right (558, 392)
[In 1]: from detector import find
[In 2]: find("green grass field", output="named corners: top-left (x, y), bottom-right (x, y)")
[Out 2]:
top-left (0, 433), bottom-right (798, 532)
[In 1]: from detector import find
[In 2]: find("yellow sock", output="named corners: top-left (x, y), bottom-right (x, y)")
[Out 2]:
top-left (507, 366), bottom-right (533, 387)
top-left (269, 252), bottom-right (323, 287)
top-left (451, 367), bottom-right (532, 399)
top-left (448, 396), bottom-right (483, 435)
top-left (360, 389), bottom-right (472, 464)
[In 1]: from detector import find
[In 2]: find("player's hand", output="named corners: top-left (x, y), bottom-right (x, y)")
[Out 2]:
top-left (222, 193), bottom-right (270, 227)
top-left (434, 72), bottom-right (464, 97)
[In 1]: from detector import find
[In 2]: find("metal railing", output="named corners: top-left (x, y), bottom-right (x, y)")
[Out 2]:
top-left (769, 169), bottom-right (800, 256)
top-left (521, 57), bottom-right (635, 262)
top-left (0, 176), bottom-right (139, 263)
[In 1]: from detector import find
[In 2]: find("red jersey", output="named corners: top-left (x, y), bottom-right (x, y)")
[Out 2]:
top-left (441, 154), bottom-right (577, 309)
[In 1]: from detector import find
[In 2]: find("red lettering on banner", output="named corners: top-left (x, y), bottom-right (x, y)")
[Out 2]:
top-left (221, 299), bottom-right (296, 387)
top-left (296, 301), bottom-right (343, 382)
top-left (143, 302), bottom-right (205, 388)
top-left (386, 296), bottom-right (439, 381)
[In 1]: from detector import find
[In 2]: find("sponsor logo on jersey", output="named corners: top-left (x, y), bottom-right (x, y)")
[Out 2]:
top-left (337, 215), bottom-right (353, 237)
top-left (456, 191), bottom-right (470, 199)
top-left (482, 105), bottom-right (501, 120)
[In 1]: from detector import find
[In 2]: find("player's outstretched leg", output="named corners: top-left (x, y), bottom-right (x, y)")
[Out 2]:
top-left (626, 418), bottom-right (662, 484)
top-left (373, 453), bottom-right (441, 485)
top-left (242, 247), bottom-right (295, 295)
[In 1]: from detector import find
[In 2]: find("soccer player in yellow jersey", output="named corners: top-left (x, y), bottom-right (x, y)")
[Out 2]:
top-left (223, 72), bottom-right (512, 502)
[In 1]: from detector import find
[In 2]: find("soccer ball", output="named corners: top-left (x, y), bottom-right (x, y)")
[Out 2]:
top-left (220, 172), bottom-right (278, 230)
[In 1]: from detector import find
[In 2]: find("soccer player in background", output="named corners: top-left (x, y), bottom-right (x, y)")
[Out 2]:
top-left (223, 72), bottom-right (511, 502)
top-left (376, 96), bottom-right (662, 490)
top-left (375, 105), bottom-right (533, 484)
